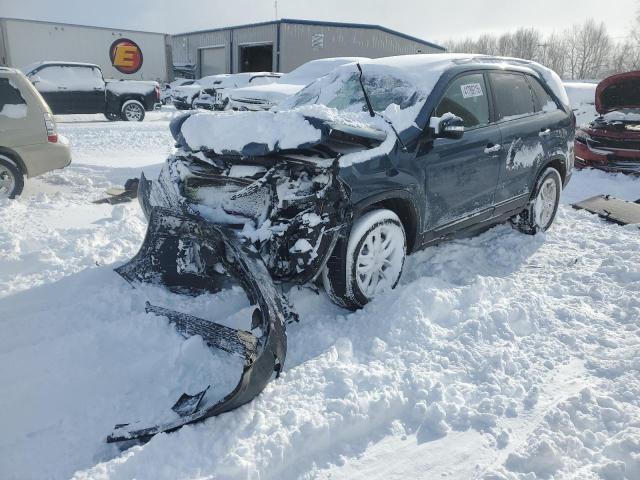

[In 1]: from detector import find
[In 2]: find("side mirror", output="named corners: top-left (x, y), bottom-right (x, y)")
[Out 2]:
top-left (430, 114), bottom-right (465, 140)
top-left (440, 116), bottom-right (465, 139)
top-left (29, 75), bottom-right (41, 84)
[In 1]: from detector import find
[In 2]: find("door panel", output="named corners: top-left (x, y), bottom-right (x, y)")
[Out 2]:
top-left (31, 66), bottom-right (75, 114)
top-left (489, 71), bottom-right (545, 204)
top-left (422, 126), bottom-right (502, 230)
top-left (419, 72), bottom-right (501, 232)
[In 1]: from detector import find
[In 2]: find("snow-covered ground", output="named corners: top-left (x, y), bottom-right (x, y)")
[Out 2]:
top-left (1, 107), bottom-right (639, 480)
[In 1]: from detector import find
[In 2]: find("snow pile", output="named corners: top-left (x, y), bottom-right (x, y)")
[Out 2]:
top-left (0, 103), bottom-right (27, 118)
top-left (180, 110), bottom-right (322, 154)
top-left (564, 82), bottom-right (598, 126)
top-left (564, 82), bottom-right (597, 107)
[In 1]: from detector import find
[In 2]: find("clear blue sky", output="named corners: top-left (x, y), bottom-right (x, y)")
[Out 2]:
top-left (1, 0), bottom-right (636, 43)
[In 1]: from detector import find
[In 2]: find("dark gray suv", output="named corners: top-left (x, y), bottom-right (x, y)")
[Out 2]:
top-left (138, 54), bottom-right (574, 309)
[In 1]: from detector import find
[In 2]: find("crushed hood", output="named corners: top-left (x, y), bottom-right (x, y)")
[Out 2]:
top-left (596, 71), bottom-right (640, 114)
top-left (173, 109), bottom-right (386, 157)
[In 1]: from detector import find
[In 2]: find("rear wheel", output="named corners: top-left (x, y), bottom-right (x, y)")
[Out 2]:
top-left (514, 167), bottom-right (562, 234)
top-left (322, 209), bottom-right (406, 309)
top-left (121, 100), bottom-right (145, 122)
top-left (0, 155), bottom-right (24, 199)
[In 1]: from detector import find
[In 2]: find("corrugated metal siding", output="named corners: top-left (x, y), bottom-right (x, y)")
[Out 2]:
top-left (172, 21), bottom-right (442, 75)
top-left (172, 24), bottom-right (277, 75)
top-left (171, 30), bottom-right (230, 75)
top-left (231, 24), bottom-right (277, 73)
top-left (279, 23), bottom-right (441, 72)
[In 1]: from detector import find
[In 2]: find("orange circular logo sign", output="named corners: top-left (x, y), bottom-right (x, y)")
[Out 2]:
top-left (110, 38), bottom-right (143, 74)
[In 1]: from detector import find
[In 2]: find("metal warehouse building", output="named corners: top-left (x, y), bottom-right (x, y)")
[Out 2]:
top-left (171, 19), bottom-right (445, 77)
top-left (0, 17), bottom-right (171, 81)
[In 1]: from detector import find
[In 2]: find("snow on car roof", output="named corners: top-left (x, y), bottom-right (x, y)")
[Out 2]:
top-left (21, 61), bottom-right (101, 75)
top-left (355, 54), bottom-right (569, 107)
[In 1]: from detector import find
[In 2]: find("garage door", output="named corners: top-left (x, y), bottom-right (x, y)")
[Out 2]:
top-left (200, 47), bottom-right (226, 77)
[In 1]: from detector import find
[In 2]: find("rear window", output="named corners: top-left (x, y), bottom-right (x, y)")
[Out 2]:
top-left (0, 77), bottom-right (28, 118)
top-left (435, 73), bottom-right (490, 129)
top-left (528, 76), bottom-right (559, 113)
top-left (490, 72), bottom-right (536, 121)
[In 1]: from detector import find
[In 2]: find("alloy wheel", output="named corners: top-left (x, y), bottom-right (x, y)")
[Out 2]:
top-left (123, 103), bottom-right (143, 121)
top-left (534, 177), bottom-right (558, 229)
top-left (0, 165), bottom-right (16, 198)
top-left (355, 223), bottom-right (405, 298)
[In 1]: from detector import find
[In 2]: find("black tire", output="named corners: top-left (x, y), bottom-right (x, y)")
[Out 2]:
top-left (0, 155), bottom-right (24, 199)
top-left (104, 112), bottom-right (120, 121)
top-left (322, 209), bottom-right (406, 310)
top-left (514, 167), bottom-right (562, 235)
top-left (120, 100), bottom-right (145, 122)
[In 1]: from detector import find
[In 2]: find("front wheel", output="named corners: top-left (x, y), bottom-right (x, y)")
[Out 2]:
top-left (121, 100), bottom-right (145, 122)
top-left (0, 156), bottom-right (24, 199)
top-left (514, 167), bottom-right (562, 234)
top-left (322, 209), bottom-right (406, 309)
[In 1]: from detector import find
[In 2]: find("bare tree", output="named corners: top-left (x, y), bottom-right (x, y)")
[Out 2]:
top-left (510, 28), bottom-right (542, 60)
top-left (497, 32), bottom-right (515, 57)
top-left (538, 33), bottom-right (568, 78)
top-left (441, 18), bottom-right (633, 79)
top-left (564, 20), bottom-right (612, 79)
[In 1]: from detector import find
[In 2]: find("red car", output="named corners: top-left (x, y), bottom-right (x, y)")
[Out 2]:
top-left (575, 71), bottom-right (640, 174)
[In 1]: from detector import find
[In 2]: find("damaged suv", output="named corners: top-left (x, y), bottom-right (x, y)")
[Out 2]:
top-left (138, 54), bottom-right (574, 309)
top-left (575, 71), bottom-right (640, 174)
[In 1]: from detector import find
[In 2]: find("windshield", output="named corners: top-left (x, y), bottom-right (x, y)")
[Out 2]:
top-left (280, 59), bottom-right (360, 85)
top-left (286, 68), bottom-right (421, 115)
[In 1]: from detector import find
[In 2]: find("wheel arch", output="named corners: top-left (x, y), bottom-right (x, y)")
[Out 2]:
top-left (119, 96), bottom-right (146, 110)
top-left (352, 192), bottom-right (420, 254)
top-left (0, 147), bottom-right (28, 176)
top-left (527, 155), bottom-right (567, 200)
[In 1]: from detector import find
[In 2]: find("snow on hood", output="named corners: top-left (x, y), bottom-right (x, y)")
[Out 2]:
top-left (596, 71), bottom-right (640, 114)
top-left (602, 109), bottom-right (640, 123)
top-left (231, 83), bottom-right (303, 104)
top-left (177, 104), bottom-right (391, 164)
top-left (179, 109), bottom-right (323, 155)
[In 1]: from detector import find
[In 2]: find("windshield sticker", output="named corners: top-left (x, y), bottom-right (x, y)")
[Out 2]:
top-left (461, 83), bottom-right (484, 98)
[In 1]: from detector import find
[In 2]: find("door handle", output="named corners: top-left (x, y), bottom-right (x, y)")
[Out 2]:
top-left (484, 143), bottom-right (502, 154)
top-left (539, 128), bottom-right (551, 137)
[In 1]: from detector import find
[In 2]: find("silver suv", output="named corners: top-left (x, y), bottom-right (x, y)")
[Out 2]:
top-left (0, 67), bottom-right (71, 198)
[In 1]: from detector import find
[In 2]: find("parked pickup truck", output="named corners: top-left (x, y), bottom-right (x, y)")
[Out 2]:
top-left (22, 62), bottom-right (161, 121)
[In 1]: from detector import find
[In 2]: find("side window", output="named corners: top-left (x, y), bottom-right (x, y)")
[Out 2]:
top-left (32, 66), bottom-right (66, 91)
top-left (0, 77), bottom-right (27, 118)
top-left (490, 72), bottom-right (536, 121)
top-left (434, 73), bottom-right (490, 129)
top-left (528, 76), bottom-right (559, 113)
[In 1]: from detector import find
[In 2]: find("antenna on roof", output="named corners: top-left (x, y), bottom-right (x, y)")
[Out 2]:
top-left (274, 0), bottom-right (278, 20)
